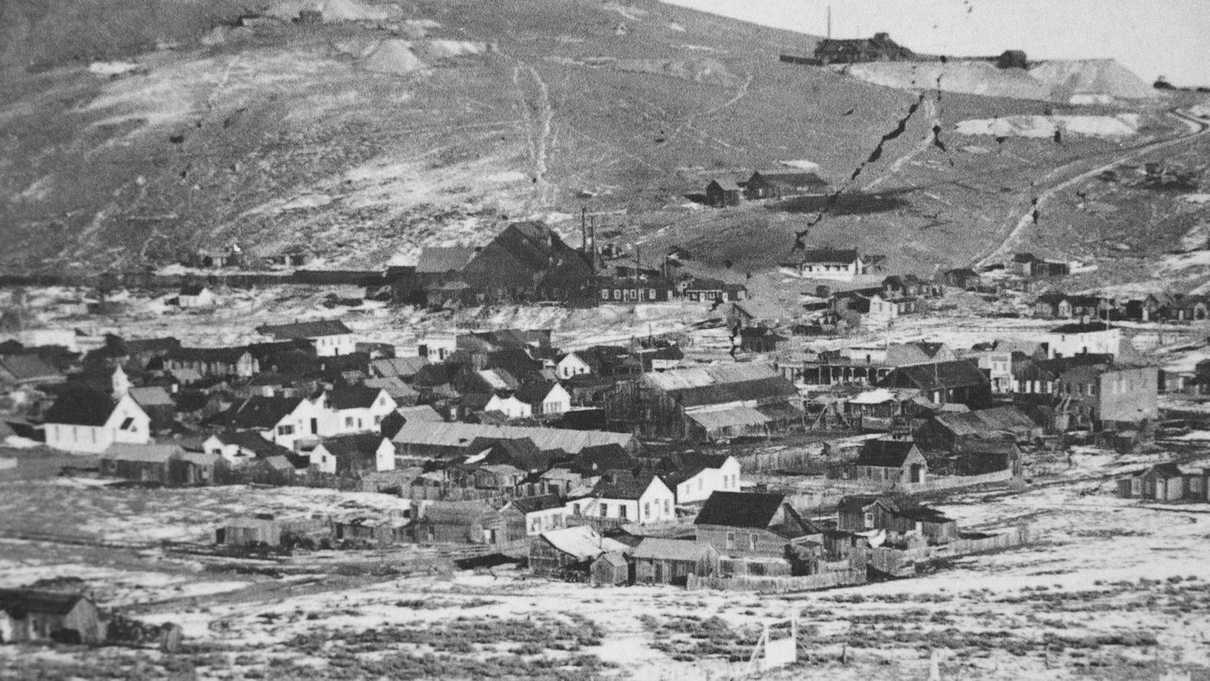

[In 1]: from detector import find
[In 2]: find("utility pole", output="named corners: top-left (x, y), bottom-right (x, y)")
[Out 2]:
top-left (827, 5), bottom-right (832, 39)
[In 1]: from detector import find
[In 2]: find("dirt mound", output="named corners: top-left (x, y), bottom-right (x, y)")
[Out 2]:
top-left (361, 39), bottom-right (424, 75)
top-left (841, 61), bottom-right (1052, 100)
top-left (266, 0), bottom-right (400, 23)
top-left (1029, 59), bottom-right (1157, 101)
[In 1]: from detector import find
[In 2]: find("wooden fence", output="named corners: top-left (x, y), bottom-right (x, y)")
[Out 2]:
top-left (686, 568), bottom-right (867, 593)
top-left (869, 524), bottom-right (1032, 577)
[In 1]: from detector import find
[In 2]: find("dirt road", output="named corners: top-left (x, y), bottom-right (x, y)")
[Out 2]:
top-left (970, 108), bottom-right (1210, 268)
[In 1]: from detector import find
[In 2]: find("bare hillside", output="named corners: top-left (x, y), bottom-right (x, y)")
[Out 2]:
top-left (0, 0), bottom-right (1190, 275)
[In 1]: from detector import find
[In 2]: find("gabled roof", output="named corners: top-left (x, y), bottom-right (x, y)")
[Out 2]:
top-left (708, 178), bottom-right (742, 191)
top-left (592, 472), bottom-right (660, 500)
top-left (363, 377), bottom-right (419, 401)
top-left (0, 589), bottom-right (90, 616)
top-left (318, 432), bottom-right (387, 461)
top-left (220, 395), bottom-right (302, 429)
top-left (103, 442), bottom-right (182, 462)
top-left (573, 443), bottom-right (636, 474)
top-left (416, 246), bottom-right (476, 274)
top-left (128, 386), bottom-right (174, 407)
top-left (326, 385), bottom-right (385, 410)
top-left (507, 494), bottom-right (564, 514)
top-left (42, 386), bottom-right (115, 426)
top-left (540, 525), bottom-right (629, 560)
top-left (749, 171), bottom-right (829, 188)
top-left (880, 360), bottom-right (988, 392)
top-left (210, 430), bottom-right (292, 457)
top-left (933, 407), bottom-right (1037, 437)
top-left (369, 357), bottom-right (429, 378)
top-left (855, 439), bottom-right (919, 468)
top-left (694, 491), bottom-right (785, 528)
top-left (257, 320), bottom-right (352, 339)
top-left (632, 538), bottom-right (715, 561)
top-left (396, 405), bottom-right (444, 423)
top-left (0, 354), bottom-right (61, 382)
top-left (179, 284), bottom-right (208, 296)
top-left (801, 248), bottom-right (858, 264)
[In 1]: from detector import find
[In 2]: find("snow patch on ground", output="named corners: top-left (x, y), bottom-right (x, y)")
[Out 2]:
top-left (603, 2), bottom-right (648, 21)
top-left (666, 22), bottom-right (686, 32)
top-left (0, 458), bottom-right (15, 471)
top-left (3, 437), bottom-right (39, 449)
top-left (778, 159), bottom-right (821, 171)
top-left (1179, 194), bottom-right (1210, 205)
top-left (88, 61), bottom-right (143, 77)
top-left (243, 193), bottom-right (334, 218)
top-left (955, 114), bottom-right (1141, 139)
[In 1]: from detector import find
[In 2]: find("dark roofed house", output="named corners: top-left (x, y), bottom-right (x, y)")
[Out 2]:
top-left (501, 494), bottom-right (568, 539)
top-left (164, 346), bottom-right (257, 379)
top-left (745, 171), bottom-right (829, 200)
top-left (879, 359), bottom-right (991, 408)
top-left (940, 268), bottom-right (981, 290)
top-left (458, 222), bottom-right (596, 306)
top-left (836, 495), bottom-right (958, 545)
top-left (0, 354), bottom-right (64, 388)
top-left (256, 320), bottom-right (354, 357)
top-left (705, 178), bottom-right (743, 207)
top-left (694, 491), bottom-right (823, 558)
top-left (853, 439), bottom-right (927, 486)
top-left (0, 588), bottom-right (104, 643)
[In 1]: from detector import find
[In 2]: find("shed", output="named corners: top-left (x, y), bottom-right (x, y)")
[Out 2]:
top-left (589, 551), bottom-right (631, 586)
top-left (630, 538), bottom-right (719, 585)
top-left (0, 589), bottom-right (104, 644)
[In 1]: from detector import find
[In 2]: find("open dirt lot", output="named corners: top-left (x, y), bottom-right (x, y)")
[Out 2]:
top-left (2, 453), bottom-right (1209, 680)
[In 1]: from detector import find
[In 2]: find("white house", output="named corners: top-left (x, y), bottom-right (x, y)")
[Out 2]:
top-left (256, 319), bottom-right (356, 357)
top-left (43, 391), bottom-right (150, 454)
top-left (309, 434), bottom-right (396, 476)
top-left (866, 294), bottom-right (919, 324)
top-left (556, 352), bottom-right (593, 380)
top-left (503, 495), bottom-right (568, 536)
top-left (663, 454), bottom-right (741, 504)
top-left (785, 248), bottom-right (865, 281)
top-left (539, 383), bottom-right (571, 416)
top-left (1044, 322), bottom-right (1122, 359)
top-left (573, 473), bottom-right (676, 526)
top-left (315, 385), bottom-right (398, 435)
top-left (177, 285), bottom-right (216, 309)
top-left (484, 394), bottom-right (533, 420)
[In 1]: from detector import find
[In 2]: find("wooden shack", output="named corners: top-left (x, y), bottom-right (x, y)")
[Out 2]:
top-left (630, 538), bottom-right (719, 585)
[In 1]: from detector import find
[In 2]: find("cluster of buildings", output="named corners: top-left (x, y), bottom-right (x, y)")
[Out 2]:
top-left (704, 170), bottom-right (830, 208)
top-left (526, 488), bottom-right (964, 586)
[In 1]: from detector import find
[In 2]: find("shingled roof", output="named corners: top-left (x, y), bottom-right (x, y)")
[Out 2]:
top-left (325, 385), bottom-right (385, 410)
top-left (416, 246), bottom-right (476, 274)
top-left (855, 439), bottom-right (920, 468)
top-left (694, 491), bottom-right (785, 528)
top-left (42, 387), bottom-right (115, 426)
top-left (0, 588), bottom-right (90, 617)
top-left (880, 360), bottom-right (988, 392)
top-left (0, 354), bottom-right (61, 383)
top-left (218, 395), bottom-right (302, 429)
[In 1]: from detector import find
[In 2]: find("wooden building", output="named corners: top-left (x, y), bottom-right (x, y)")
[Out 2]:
top-left (0, 589), bottom-right (105, 644)
top-left (631, 538), bottom-right (719, 585)
top-left (694, 491), bottom-right (823, 560)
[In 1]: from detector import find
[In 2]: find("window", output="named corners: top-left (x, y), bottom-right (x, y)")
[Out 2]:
top-left (864, 511), bottom-right (874, 528)
top-left (644, 503), bottom-right (650, 518)
top-left (278, 424), bottom-right (294, 436)
top-left (374, 415), bottom-right (383, 425)
top-left (600, 503), bottom-right (608, 517)
top-left (120, 417), bottom-right (135, 431)
top-left (619, 505), bottom-right (628, 519)
top-left (648, 288), bottom-right (657, 300)
top-left (663, 499), bottom-right (670, 515)
top-left (749, 534), bottom-right (758, 551)
top-left (572, 503), bottom-right (581, 516)
top-left (345, 416), bottom-right (355, 427)
top-left (726, 532), bottom-right (735, 549)
top-left (600, 289), bottom-right (609, 300)
top-left (613, 289), bottom-right (621, 300)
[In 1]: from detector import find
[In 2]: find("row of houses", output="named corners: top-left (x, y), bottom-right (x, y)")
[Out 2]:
top-left (528, 489), bottom-right (961, 586)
